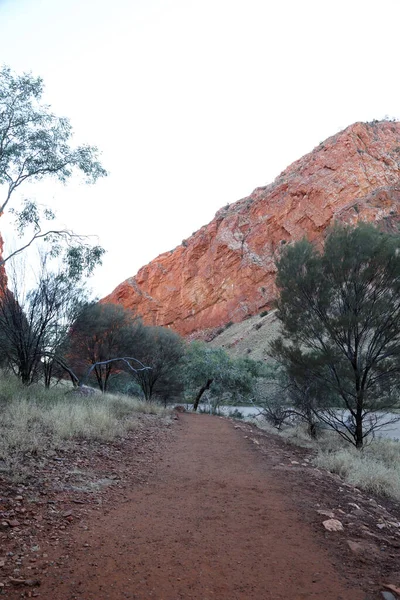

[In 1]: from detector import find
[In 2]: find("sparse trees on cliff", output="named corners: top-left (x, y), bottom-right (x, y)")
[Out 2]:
top-left (0, 66), bottom-right (107, 272)
top-left (270, 223), bottom-right (400, 448)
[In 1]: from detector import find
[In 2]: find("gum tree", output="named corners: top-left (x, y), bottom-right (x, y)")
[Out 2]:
top-left (0, 65), bottom-right (107, 267)
top-left (184, 341), bottom-right (262, 412)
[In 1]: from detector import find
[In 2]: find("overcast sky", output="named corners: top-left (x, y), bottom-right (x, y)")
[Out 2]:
top-left (0, 0), bottom-right (399, 297)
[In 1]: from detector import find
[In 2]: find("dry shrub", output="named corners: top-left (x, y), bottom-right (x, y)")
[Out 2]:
top-left (250, 416), bottom-right (400, 500)
top-left (314, 448), bottom-right (400, 500)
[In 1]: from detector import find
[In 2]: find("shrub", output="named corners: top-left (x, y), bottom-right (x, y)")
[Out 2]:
top-left (229, 409), bottom-right (244, 419)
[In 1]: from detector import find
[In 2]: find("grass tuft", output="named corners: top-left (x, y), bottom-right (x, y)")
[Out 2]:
top-left (314, 447), bottom-right (400, 499)
top-left (250, 417), bottom-right (400, 501)
top-left (0, 373), bottom-right (171, 470)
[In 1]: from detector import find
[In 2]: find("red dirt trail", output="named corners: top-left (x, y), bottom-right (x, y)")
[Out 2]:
top-left (38, 414), bottom-right (364, 599)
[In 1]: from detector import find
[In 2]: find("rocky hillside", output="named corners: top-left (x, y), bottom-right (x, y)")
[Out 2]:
top-left (103, 121), bottom-right (400, 336)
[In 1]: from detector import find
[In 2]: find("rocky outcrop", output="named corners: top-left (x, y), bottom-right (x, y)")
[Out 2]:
top-left (103, 121), bottom-right (400, 335)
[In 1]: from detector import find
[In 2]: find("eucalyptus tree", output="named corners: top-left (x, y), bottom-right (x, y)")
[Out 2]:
top-left (0, 65), bottom-right (107, 269)
top-left (184, 341), bottom-right (262, 411)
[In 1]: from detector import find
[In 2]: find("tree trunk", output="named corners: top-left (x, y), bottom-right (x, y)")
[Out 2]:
top-left (193, 379), bottom-right (214, 411)
top-left (308, 421), bottom-right (317, 439)
top-left (43, 361), bottom-right (52, 389)
top-left (355, 394), bottom-right (364, 449)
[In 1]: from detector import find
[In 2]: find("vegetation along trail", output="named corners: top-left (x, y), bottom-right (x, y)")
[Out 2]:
top-left (36, 414), bottom-right (364, 600)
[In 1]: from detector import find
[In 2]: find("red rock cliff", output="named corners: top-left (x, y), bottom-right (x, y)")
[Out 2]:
top-left (103, 121), bottom-right (400, 335)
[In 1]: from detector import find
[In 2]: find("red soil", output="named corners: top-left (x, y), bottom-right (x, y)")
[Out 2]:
top-left (34, 414), bottom-right (365, 599)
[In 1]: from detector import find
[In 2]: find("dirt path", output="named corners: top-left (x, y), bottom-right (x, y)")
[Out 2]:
top-left (33, 414), bottom-right (365, 600)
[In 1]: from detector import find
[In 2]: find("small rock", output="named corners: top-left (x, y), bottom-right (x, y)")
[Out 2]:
top-left (346, 539), bottom-right (379, 555)
top-left (381, 592), bottom-right (397, 600)
top-left (383, 584), bottom-right (400, 595)
top-left (317, 510), bottom-right (335, 519)
top-left (351, 508), bottom-right (368, 518)
top-left (15, 496), bottom-right (23, 502)
top-left (7, 519), bottom-right (20, 528)
top-left (377, 523), bottom-right (386, 530)
top-left (322, 519), bottom-right (344, 532)
top-left (348, 502), bottom-right (361, 510)
top-left (9, 577), bottom-right (40, 587)
top-left (62, 510), bottom-right (72, 518)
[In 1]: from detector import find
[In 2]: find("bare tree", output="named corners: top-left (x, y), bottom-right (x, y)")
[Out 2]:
top-left (0, 255), bottom-right (88, 386)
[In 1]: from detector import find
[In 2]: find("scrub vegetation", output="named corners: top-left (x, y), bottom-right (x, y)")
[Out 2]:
top-left (252, 420), bottom-right (400, 500)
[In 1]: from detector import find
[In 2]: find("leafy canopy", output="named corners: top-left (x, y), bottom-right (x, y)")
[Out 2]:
top-left (271, 222), bottom-right (400, 447)
top-left (184, 341), bottom-right (263, 410)
top-left (0, 65), bottom-right (107, 273)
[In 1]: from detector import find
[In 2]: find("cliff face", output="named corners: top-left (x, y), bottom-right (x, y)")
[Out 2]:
top-left (103, 121), bottom-right (400, 335)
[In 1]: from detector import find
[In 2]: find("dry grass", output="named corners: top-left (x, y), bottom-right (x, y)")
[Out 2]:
top-left (0, 374), bottom-right (171, 464)
top-left (250, 417), bottom-right (400, 500)
top-left (314, 444), bottom-right (400, 500)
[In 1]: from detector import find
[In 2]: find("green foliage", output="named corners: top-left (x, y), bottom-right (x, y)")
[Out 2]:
top-left (130, 326), bottom-right (185, 404)
top-left (67, 303), bottom-right (139, 392)
top-left (0, 65), bottom-right (107, 267)
top-left (271, 223), bottom-right (400, 448)
top-left (183, 341), bottom-right (264, 411)
top-left (260, 310), bottom-right (268, 317)
top-left (67, 307), bottom-right (184, 403)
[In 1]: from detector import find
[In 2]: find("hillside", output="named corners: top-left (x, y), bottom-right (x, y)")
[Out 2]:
top-left (207, 309), bottom-right (280, 361)
top-left (103, 120), bottom-right (400, 336)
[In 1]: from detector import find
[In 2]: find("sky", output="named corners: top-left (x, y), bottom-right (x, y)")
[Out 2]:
top-left (0, 0), bottom-right (399, 297)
